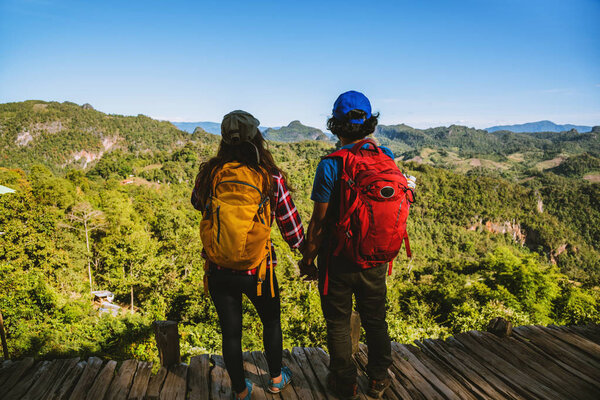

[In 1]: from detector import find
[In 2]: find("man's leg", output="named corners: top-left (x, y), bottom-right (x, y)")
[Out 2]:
top-left (355, 264), bottom-right (392, 381)
top-left (319, 255), bottom-right (356, 386)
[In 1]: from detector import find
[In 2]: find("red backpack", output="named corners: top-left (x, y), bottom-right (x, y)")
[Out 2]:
top-left (322, 138), bottom-right (413, 293)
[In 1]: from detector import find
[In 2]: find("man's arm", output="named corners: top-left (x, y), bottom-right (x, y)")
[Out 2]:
top-left (302, 201), bottom-right (329, 265)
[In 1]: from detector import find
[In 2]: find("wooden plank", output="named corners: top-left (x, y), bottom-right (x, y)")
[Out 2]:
top-left (514, 329), bottom-right (600, 391)
top-left (392, 342), bottom-right (460, 399)
top-left (418, 339), bottom-right (521, 400)
top-left (159, 363), bottom-right (188, 400)
top-left (105, 360), bottom-right (138, 400)
top-left (451, 333), bottom-right (560, 399)
top-left (310, 347), bottom-right (369, 400)
top-left (242, 351), bottom-right (272, 400)
top-left (389, 343), bottom-right (442, 400)
top-left (290, 347), bottom-right (327, 400)
top-left (0, 356), bottom-right (34, 393)
top-left (42, 358), bottom-right (81, 400)
top-left (468, 331), bottom-right (585, 399)
top-left (529, 325), bottom-right (600, 368)
top-left (85, 359), bottom-right (117, 400)
top-left (0, 360), bottom-right (14, 389)
top-left (569, 324), bottom-right (600, 343)
top-left (127, 361), bottom-right (152, 400)
top-left (470, 330), bottom-right (600, 399)
top-left (512, 326), bottom-right (600, 386)
top-left (146, 366), bottom-right (168, 400)
top-left (210, 355), bottom-right (232, 400)
top-left (187, 355), bottom-right (209, 400)
top-left (5, 360), bottom-right (51, 400)
top-left (355, 345), bottom-right (404, 400)
top-left (552, 325), bottom-right (600, 343)
top-left (22, 358), bottom-right (66, 400)
top-left (69, 356), bottom-right (103, 400)
top-left (302, 347), bottom-right (340, 400)
top-left (403, 343), bottom-right (484, 400)
top-left (52, 360), bottom-right (86, 400)
top-left (282, 349), bottom-right (316, 400)
top-left (542, 325), bottom-right (600, 362)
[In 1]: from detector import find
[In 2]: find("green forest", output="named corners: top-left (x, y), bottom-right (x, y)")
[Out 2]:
top-left (1, 101), bottom-right (599, 366)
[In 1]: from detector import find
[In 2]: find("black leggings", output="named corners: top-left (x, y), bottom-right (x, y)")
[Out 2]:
top-left (208, 267), bottom-right (282, 393)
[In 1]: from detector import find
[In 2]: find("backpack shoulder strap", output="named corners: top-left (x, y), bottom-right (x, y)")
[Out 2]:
top-left (324, 147), bottom-right (350, 160)
top-left (349, 138), bottom-right (381, 155)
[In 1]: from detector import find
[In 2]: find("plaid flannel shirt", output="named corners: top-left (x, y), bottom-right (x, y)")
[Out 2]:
top-left (205, 171), bottom-right (304, 275)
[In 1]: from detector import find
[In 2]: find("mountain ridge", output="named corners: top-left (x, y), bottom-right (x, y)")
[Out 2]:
top-left (486, 120), bottom-right (593, 133)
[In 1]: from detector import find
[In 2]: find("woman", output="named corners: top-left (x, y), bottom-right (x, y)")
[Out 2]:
top-left (191, 110), bottom-right (303, 399)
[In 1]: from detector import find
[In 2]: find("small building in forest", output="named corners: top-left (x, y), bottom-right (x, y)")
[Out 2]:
top-left (0, 185), bottom-right (16, 195)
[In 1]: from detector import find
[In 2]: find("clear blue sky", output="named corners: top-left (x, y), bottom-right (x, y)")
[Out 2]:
top-left (1, 0), bottom-right (599, 129)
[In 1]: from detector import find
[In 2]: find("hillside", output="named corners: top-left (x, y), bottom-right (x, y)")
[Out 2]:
top-left (0, 101), bottom-right (193, 171)
top-left (263, 120), bottom-right (331, 142)
top-left (486, 120), bottom-right (592, 133)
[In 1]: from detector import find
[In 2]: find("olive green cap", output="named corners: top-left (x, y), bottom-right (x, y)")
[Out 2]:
top-left (221, 110), bottom-right (260, 145)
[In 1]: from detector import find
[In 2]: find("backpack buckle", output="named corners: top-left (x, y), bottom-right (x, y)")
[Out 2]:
top-left (347, 179), bottom-right (355, 187)
top-left (345, 230), bottom-right (352, 238)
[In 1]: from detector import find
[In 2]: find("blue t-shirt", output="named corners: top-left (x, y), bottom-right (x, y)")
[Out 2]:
top-left (311, 144), bottom-right (395, 203)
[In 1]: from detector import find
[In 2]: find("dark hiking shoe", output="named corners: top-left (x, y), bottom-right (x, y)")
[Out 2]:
top-left (367, 377), bottom-right (391, 398)
top-left (327, 373), bottom-right (359, 400)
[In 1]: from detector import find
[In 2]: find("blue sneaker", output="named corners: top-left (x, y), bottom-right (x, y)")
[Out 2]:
top-left (234, 378), bottom-right (253, 400)
top-left (267, 366), bottom-right (292, 393)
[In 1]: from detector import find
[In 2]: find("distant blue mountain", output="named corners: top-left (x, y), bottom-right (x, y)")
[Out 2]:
top-left (486, 120), bottom-right (592, 133)
top-left (171, 121), bottom-right (273, 135)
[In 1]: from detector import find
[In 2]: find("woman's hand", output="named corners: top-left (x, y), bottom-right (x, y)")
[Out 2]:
top-left (298, 258), bottom-right (318, 281)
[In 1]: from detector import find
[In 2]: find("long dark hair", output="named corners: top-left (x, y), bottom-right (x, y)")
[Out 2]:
top-left (192, 132), bottom-right (286, 210)
top-left (327, 110), bottom-right (379, 141)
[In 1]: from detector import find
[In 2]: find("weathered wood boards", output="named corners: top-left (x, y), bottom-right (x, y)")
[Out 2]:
top-left (0, 323), bottom-right (598, 399)
top-left (159, 363), bottom-right (188, 400)
top-left (85, 359), bottom-right (117, 400)
top-left (187, 355), bottom-right (209, 400)
top-left (105, 359), bottom-right (138, 400)
top-left (146, 366), bottom-right (168, 400)
top-left (128, 361), bottom-right (153, 400)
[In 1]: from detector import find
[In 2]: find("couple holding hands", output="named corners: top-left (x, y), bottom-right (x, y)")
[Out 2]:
top-left (191, 91), bottom-right (413, 400)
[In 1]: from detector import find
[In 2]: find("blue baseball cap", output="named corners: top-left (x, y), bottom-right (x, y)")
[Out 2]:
top-left (332, 90), bottom-right (372, 124)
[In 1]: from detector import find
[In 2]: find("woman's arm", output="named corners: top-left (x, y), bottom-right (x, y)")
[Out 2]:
top-left (273, 174), bottom-right (305, 250)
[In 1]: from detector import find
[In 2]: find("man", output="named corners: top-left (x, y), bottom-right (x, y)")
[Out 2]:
top-left (301, 91), bottom-right (398, 399)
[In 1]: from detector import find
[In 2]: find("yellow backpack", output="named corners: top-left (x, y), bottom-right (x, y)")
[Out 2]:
top-left (200, 162), bottom-right (274, 296)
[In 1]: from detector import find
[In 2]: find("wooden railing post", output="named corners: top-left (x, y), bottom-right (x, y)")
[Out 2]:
top-left (351, 311), bottom-right (361, 355)
top-left (0, 311), bottom-right (8, 360)
top-left (488, 317), bottom-right (512, 337)
top-left (153, 321), bottom-right (181, 367)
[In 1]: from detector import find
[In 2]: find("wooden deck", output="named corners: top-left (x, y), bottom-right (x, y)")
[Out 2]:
top-left (0, 324), bottom-right (599, 399)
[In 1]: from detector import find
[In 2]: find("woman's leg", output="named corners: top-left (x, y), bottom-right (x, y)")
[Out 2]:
top-left (245, 271), bottom-right (283, 378)
top-left (208, 272), bottom-right (246, 394)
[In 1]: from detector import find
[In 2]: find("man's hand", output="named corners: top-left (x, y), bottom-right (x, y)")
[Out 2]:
top-left (298, 258), bottom-right (318, 281)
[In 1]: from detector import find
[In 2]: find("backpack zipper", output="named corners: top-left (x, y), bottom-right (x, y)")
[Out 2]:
top-left (216, 205), bottom-right (221, 243)
top-left (215, 180), bottom-right (262, 196)
top-left (395, 198), bottom-right (405, 227)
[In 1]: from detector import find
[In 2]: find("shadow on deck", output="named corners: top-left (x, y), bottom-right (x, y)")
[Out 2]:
top-left (0, 324), bottom-right (599, 399)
